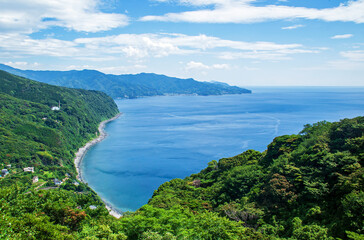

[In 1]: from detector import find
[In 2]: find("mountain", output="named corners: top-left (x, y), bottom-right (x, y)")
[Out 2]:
top-left (0, 70), bottom-right (119, 170)
top-left (0, 64), bottom-right (251, 99)
top-left (0, 70), bottom-right (122, 238)
top-left (1, 72), bottom-right (362, 240)
top-left (1, 70), bottom-right (361, 239)
top-left (144, 117), bottom-right (364, 239)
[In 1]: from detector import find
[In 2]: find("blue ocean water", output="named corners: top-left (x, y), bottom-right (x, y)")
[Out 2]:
top-left (81, 87), bottom-right (364, 212)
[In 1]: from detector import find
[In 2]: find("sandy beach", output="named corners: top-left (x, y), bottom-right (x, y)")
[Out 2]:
top-left (74, 112), bottom-right (123, 218)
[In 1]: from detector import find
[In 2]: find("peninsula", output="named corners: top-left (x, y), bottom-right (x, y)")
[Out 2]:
top-left (0, 63), bottom-right (251, 99)
top-left (0, 70), bottom-right (362, 239)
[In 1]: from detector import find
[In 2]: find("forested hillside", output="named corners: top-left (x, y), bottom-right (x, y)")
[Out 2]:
top-left (141, 117), bottom-right (364, 239)
top-left (0, 71), bottom-right (362, 239)
top-left (0, 71), bottom-right (120, 239)
top-left (0, 64), bottom-right (251, 99)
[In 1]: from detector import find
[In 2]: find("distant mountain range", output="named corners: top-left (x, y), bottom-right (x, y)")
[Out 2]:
top-left (0, 64), bottom-right (251, 99)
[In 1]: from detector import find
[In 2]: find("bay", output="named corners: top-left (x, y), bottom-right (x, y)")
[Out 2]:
top-left (81, 87), bottom-right (364, 212)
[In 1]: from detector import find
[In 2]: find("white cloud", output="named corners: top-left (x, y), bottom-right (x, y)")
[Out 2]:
top-left (64, 64), bottom-right (147, 74)
top-left (331, 34), bottom-right (354, 39)
top-left (73, 33), bottom-right (311, 61)
top-left (141, 0), bottom-right (364, 24)
top-left (309, 50), bottom-right (364, 71)
top-left (212, 63), bottom-right (230, 69)
top-left (153, 0), bottom-right (237, 6)
top-left (186, 61), bottom-right (230, 70)
top-left (186, 61), bottom-right (210, 70)
top-left (219, 48), bottom-right (319, 60)
top-left (0, 32), bottom-right (318, 64)
top-left (0, 34), bottom-right (80, 57)
top-left (4, 61), bottom-right (40, 69)
top-left (281, 24), bottom-right (304, 30)
top-left (328, 60), bottom-right (364, 70)
top-left (243, 66), bottom-right (259, 71)
top-left (340, 50), bottom-right (364, 61)
top-left (0, 0), bottom-right (128, 34)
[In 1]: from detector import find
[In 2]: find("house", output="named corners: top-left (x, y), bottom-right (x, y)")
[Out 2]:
top-left (24, 167), bottom-right (34, 173)
top-left (89, 205), bottom-right (97, 210)
top-left (73, 181), bottom-right (80, 186)
top-left (6, 164), bottom-right (11, 168)
top-left (1, 169), bottom-right (9, 177)
top-left (32, 176), bottom-right (39, 183)
top-left (51, 100), bottom-right (61, 111)
top-left (53, 178), bottom-right (62, 185)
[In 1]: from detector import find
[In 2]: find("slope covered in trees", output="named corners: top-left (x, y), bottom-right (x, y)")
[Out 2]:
top-left (0, 71), bottom-right (362, 239)
top-left (0, 71), bottom-right (120, 239)
top-left (0, 64), bottom-right (251, 99)
top-left (143, 117), bottom-right (364, 239)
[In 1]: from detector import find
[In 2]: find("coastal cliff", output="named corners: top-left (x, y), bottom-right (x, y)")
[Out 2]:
top-left (0, 71), bottom-right (120, 238)
top-left (0, 71), bottom-right (362, 239)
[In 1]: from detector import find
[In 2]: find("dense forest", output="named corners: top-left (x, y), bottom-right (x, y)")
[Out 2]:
top-left (0, 64), bottom-right (251, 99)
top-left (0, 71), bottom-right (120, 239)
top-left (0, 71), bottom-right (363, 239)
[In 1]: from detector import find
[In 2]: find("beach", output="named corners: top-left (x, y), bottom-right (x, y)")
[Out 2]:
top-left (74, 112), bottom-right (123, 218)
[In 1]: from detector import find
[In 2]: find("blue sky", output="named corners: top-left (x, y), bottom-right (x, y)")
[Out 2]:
top-left (0, 0), bottom-right (363, 86)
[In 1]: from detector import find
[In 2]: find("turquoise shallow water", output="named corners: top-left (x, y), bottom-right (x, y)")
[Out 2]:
top-left (81, 87), bottom-right (364, 212)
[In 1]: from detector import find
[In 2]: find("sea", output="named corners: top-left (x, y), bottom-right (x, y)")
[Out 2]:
top-left (81, 87), bottom-right (364, 212)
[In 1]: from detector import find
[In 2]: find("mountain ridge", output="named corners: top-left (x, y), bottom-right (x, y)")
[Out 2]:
top-left (0, 72), bottom-right (362, 238)
top-left (0, 64), bottom-right (251, 99)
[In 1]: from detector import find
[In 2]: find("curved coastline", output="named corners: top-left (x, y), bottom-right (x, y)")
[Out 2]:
top-left (74, 112), bottom-right (123, 218)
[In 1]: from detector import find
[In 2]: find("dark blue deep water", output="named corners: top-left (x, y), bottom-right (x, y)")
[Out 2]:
top-left (81, 87), bottom-right (364, 212)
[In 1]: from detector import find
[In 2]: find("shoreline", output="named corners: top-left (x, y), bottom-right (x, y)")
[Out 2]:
top-left (74, 112), bottom-right (123, 218)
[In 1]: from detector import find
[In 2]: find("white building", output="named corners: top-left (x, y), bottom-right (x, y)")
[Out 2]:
top-left (51, 101), bottom-right (61, 111)
top-left (1, 169), bottom-right (9, 177)
top-left (32, 176), bottom-right (39, 183)
top-left (53, 178), bottom-right (62, 185)
top-left (24, 167), bottom-right (34, 173)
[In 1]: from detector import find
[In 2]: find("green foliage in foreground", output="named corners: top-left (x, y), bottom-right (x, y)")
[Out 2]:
top-left (0, 70), bottom-right (362, 239)
top-left (146, 117), bottom-right (364, 239)
top-left (0, 71), bottom-right (119, 239)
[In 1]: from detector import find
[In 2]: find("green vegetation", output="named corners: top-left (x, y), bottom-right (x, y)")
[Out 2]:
top-left (0, 70), bottom-right (362, 239)
top-left (0, 71), bottom-right (120, 239)
top-left (0, 64), bottom-right (251, 99)
top-left (143, 117), bottom-right (363, 239)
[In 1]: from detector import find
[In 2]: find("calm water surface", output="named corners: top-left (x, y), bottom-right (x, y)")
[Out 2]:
top-left (81, 87), bottom-right (364, 212)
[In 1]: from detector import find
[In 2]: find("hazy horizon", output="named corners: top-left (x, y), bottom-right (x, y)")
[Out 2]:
top-left (0, 0), bottom-right (363, 87)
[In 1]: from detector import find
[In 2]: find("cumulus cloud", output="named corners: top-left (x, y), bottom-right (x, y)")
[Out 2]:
top-left (0, 0), bottom-right (129, 33)
top-left (141, 0), bottom-right (364, 24)
top-left (331, 34), bottom-right (354, 39)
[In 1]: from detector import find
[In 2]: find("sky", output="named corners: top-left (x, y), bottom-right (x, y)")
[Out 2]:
top-left (0, 0), bottom-right (364, 86)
